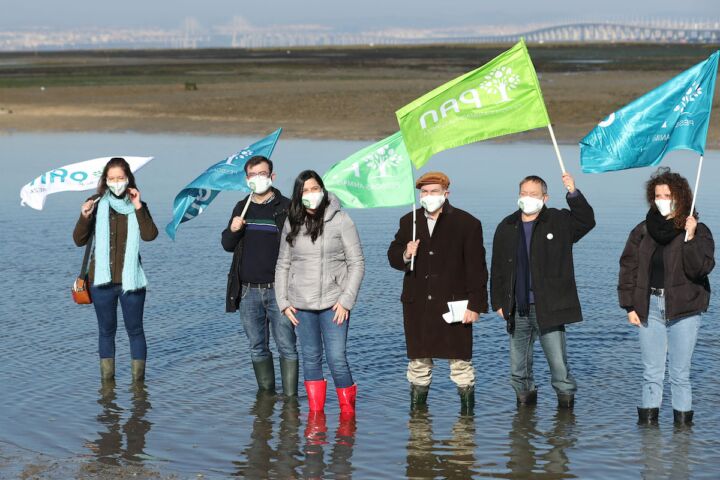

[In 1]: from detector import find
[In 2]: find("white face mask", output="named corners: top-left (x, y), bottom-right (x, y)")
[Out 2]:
top-left (107, 180), bottom-right (128, 197)
top-left (247, 175), bottom-right (272, 195)
top-left (655, 199), bottom-right (675, 216)
top-left (420, 194), bottom-right (446, 213)
top-left (302, 191), bottom-right (325, 209)
top-left (518, 196), bottom-right (544, 215)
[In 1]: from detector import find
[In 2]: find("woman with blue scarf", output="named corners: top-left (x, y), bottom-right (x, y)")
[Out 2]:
top-left (74, 157), bottom-right (158, 383)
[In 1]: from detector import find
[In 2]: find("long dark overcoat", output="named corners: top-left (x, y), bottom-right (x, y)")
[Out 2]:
top-left (388, 202), bottom-right (488, 359)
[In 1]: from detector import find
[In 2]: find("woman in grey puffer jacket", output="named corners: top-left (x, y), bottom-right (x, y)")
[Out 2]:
top-left (275, 170), bottom-right (365, 421)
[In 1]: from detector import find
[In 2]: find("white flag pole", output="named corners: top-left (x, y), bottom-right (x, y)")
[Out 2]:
top-left (410, 197), bottom-right (417, 271)
top-left (685, 155), bottom-right (704, 242)
top-left (239, 192), bottom-right (253, 220)
top-left (547, 123), bottom-right (567, 175)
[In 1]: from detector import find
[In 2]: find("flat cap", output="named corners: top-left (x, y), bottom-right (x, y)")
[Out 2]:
top-left (415, 171), bottom-right (450, 189)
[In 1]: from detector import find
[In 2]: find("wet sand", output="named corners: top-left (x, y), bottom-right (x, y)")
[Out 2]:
top-left (1, 44), bottom-right (719, 147)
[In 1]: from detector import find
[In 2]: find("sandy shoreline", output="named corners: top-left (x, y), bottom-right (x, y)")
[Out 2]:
top-left (1, 45), bottom-right (719, 147)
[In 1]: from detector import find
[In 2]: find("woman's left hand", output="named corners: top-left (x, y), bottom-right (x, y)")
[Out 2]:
top-left (332, 303), bottom-right (349, 325)
top-left (685, 215), bottom-right (697, 241)
top-left (127, 187), bottom-right (142, 209)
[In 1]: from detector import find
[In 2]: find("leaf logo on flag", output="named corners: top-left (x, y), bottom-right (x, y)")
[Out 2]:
top-left (165, 128), bottom-right (282, 239)
top-left (323, 132), bottom-right (415, 209)
top-left (580, 51), bottom-right (718, 173)
top-left (397, 39), bottom-right (550, 169)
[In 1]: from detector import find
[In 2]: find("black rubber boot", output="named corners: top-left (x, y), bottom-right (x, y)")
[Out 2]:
top-left (252, 356), bottom-right (276, 393)
top-left (410, 384), bottom-right (429, 410)
top-left (458, 386), bottom-right (475, 415)
top-left (517, 389), bottom-right (538, 407)
top-left (557, 393), bottom-right (575, 410)
top-left (673, 409), bottom-right (694, 426)
top-left (279, 357), bottom-right (299, 397)
top-left (637, 407), bottom-right (660, 425)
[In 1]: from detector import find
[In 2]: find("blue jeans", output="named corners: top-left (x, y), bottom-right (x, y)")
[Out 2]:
top-left (91, 284), bottom-right (147, 360)
top-left (295, 308), bottom-right (353, 389)
top-left (239, 285), bottom-right (297, 361)
top-left (638, 295), bottom-right (701, 411)
top-left (510, 306), bottom-right (576, 395)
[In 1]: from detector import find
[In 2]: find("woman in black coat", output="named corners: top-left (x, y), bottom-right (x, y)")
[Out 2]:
top-left (618, 167), bottom-right (714, 426)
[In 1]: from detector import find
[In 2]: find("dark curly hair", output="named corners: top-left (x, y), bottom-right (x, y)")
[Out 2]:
top-left (645, 167), bottom-right (694, 229)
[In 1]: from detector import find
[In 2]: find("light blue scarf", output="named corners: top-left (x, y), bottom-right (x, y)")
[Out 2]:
top-left (93, 192), bottom-right (147, 292)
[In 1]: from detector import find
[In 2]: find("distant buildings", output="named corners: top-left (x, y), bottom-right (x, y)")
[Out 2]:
top-left (1, 19), bottom-right (719, 51)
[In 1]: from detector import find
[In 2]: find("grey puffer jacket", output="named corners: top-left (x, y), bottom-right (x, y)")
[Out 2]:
top-left (275, 193), bottom-right (365, 312)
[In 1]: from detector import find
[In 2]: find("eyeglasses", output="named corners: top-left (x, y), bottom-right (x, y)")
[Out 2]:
top-left (247, 171), bottom-right (270, 179)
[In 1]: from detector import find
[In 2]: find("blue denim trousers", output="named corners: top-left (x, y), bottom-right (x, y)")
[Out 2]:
top-left (638, 295), bottom-right (701, 411)
top-left (239, 285), bottom-right (297, 362)
top-left (90, 284), bottom-right (147, 360)
top-left (509, 305), bottom-right (576, 395)
top-left (295, 308), bottom-right (353, 389)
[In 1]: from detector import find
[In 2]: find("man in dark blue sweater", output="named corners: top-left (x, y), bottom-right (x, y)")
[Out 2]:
top-left (221, 156), bottom-right (296, 396)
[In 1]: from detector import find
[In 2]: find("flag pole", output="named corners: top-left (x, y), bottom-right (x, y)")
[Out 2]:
top-left (239, 193), bottom-right (253, 220)
top-left (685, 155), bottom-right (704, 242)
top-left (410, 197), bottom-right (417, 271)
top-left (547, 123), bottom-right (567, 174)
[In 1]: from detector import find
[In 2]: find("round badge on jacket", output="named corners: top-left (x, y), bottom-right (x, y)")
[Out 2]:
top-left (547, 233), bottom-right (554, 240)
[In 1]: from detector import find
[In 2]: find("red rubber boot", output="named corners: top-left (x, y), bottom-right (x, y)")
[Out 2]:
top-left (336, 384), bottom-right (357, 419)
top-left (304, 379), bottom-right (327, 412)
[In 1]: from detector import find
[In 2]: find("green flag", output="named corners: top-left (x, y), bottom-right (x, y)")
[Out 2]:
top-left (396, 39), bottom-right (550, 169)
top-left (323, 131), bottom-right (415, 208)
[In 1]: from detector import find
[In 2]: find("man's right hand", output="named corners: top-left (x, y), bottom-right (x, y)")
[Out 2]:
top-left (230, 216), bottom-right (246, 232)
top-left (628, 310), bottom-right (641, 327)
top-left (404, 240), bottom-right (420, 260)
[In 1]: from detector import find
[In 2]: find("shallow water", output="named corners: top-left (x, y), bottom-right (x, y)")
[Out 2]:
top-left (1, 133), bottom-right (719, 479)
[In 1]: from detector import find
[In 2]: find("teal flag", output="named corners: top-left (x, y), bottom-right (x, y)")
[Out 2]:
top-left (396, 40), bottom-right (550, 169)
top-left (322, 132), bottom-right (415, 208)
top-left (166, 129), bottom-right (282, 239)
top-left (580, 51), bottom-right (718, 173)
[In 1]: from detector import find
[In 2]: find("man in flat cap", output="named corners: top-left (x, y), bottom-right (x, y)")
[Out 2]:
top-left (388, 172), bottom-right (488, 414)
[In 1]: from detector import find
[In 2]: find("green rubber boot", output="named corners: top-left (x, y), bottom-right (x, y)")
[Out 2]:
top-left (410, 384), bottom-right (429, 411)
top-left (458, 386), bottom-right (475, 416)
top-left (131, 359), bottom-right (146, 383)
top-left (280, 357), bottom-right (299, 397)
top-left (100, 358), bottom-right (115, 382)
top-left (252, 357), bottom-right (276, 393)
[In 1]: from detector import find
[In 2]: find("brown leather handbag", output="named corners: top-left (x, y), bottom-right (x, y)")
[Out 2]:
top-left (72, 232), bottom-right (94, 305)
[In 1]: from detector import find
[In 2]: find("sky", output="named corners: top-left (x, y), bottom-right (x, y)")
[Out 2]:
top-left (2, 0), bottom-right (718, 30)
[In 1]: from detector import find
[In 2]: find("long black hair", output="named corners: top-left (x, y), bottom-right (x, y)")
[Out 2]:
top-left (286, 170), bottom-right (330, 245)
top-left (96, 157), bottom-right (137, 197)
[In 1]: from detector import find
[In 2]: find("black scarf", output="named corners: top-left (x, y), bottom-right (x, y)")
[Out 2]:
top-left (646, 208), bottom-right (682, 245)
top-left (515, 220), bottom-right (531, 317)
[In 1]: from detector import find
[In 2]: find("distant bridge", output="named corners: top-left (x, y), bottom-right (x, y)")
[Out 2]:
top-left (445, 23), bottom-right (720, 44)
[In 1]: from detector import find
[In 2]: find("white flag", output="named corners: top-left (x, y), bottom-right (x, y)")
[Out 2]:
top-left (20, 156), bottom-right (153, 210)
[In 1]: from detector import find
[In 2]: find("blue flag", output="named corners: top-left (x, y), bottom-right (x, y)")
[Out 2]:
top-left (165, 129), bottom-right (282, 239)
top-left (580, 52), bottom-right (718, 173)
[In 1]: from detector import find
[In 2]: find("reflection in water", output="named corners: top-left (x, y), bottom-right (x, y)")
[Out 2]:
top-left (505, 408), bottom-right (577, 479)
top-left (639, 424), bottom-right (692, 479)
top-left (234, 393), bottom-right (306, 478)
top-left (234, 392), bottom-right (277, 479)
top-left (406, 409), bottom-right (477, 479)
top-left (86, 382), bottom-right (152, 465)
